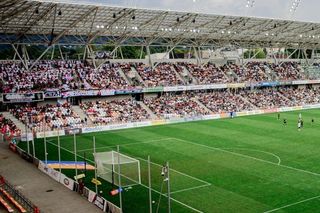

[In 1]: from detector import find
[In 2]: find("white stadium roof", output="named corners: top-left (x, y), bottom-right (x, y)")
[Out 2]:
top-left (1, 0), bottom-right (320, 48)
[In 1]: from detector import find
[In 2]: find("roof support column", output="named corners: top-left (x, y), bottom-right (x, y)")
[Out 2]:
top-left (279, 49), bottom-right (298, 66)
top-left (83, 45), bottom-right (87, 61)
top-left (13, 51), bottom-right (17, 60)
top-left (22, 45), bottom-right (30, 61)
top-left (310, 49), bottom-right (315, 65)
top-left (270, 48), bottom-right (278, 65)
top-left (51, 45), bottom-right (55, 60)
top-left (11, 44), bottom-right (28, 70)
top-left (193, 46), bottom-right (200, 66)
top-left (153, 45), bottom-right (176, 70)
top-left (58, 45), bottom-right (64, 60)
top-left (28, 46), bottom-right (52, 70)
top-left (88, 45), bottom-right (97, 68)
top-left (146, 45), bottom-right (153, 69)
top-left (303, 49), bottom-right (309, 66)
top-left (198, 46), bottom-right (202, 65)
top-left (139, 46), bottom-right (144, 59)
top-left (96, 45), bottom-right (120, 70)
top-left (240, 48), bottom-right (244, 66)
top-left (244, 48), bottom-right (263, 66)
top-left (119, 46), bottom-right (124, 59)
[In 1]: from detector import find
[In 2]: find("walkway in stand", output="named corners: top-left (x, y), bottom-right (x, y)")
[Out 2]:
top-left (0, 142), bottom-right (101, 213)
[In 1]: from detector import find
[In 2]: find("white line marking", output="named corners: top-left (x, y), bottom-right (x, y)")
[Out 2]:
top-left (79, 137), bottom-right (213, 194)
top-left (170, 184), bottom-right (211, 194)
top-left (263, 195), bottom-right (320, 213)
top-left (222, 148), bottom-right (281, 165)
top-left (46, 140), bottom-right (204, 213)
top-left (171, 138), bottom-right (320, 178)
top-left (77, 138), bottom-right (173, 152)
top-left (136, 156), bottom-right (211, 185)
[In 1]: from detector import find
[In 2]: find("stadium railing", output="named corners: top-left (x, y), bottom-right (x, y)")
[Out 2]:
top-left (0, 175), bottom-right (39, 213)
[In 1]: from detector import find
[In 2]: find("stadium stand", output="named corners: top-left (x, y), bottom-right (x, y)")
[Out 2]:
top-left (0, 114), bottom-right (21, 137)
top-left (80, 98), bottom-right (150, 125)
top-left (269, 62), bottom-right (306, 80)
top-left (0, 195), bottom-right (14, 213)
top-left (180, 63), bottom-right (231, 84)
top-left (0, 188), bottom-right (27, 213)
top-left (228, 62), bottom-right (268, 82)
top-left (239, 88), bottom-right (294, 109)
top-left (0, 60), bottom-right (84, 93)
top-left (77, 63), bottom-right (132, 89)
top-left (0, 60), bottom-right (316, 92)
top-left (279, 87), bottom-right (320, 105)
top-left (10, 103), bottom-right (83, 131)
top-left (143, 93), bottom-right (209, 118)
top-left (197, 90), bottom-right (255, 113)
top-left (134, 63), bottom-right (184, 87)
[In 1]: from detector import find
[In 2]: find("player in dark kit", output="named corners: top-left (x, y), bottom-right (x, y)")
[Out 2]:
top-left (283, 118), bottom-right (287, 126)
top-left (277, 113), bottom-right (280, 120)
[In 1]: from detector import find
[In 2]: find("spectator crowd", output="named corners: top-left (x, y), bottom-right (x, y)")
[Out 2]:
top-left (0, 60), bottom-right (315, 93)
top-left (10, 103), bottom-right (83, 132)
top-left (2, 86), bottom-right (320, 132)
top-left (80, 98), bottom-right (150, 125)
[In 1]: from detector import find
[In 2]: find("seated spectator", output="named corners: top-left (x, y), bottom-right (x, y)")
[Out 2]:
top-left (197, 90), bottom-right (254, 113)
top-left (269, 62), bottom-right (306, 80)
top-left (80, 98), bottom-right (150, 125)
top-left (181, 63), bottom-right (231, 84)
top-left (77, 63), bottom-right (132, 90)
top-left (0, 114), bottom-right (21, 137)
top-left (239, 88), bottom-right (293, 109)
top-left (143, 93), bottom-right (209, 118)
top-left (10, 103), bottom-right (82, 132)
top-left (135, 63), bottom-right (184, 87)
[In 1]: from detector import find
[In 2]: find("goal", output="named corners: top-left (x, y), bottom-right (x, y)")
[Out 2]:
top-left (93, 151), bottom-right (141, 187)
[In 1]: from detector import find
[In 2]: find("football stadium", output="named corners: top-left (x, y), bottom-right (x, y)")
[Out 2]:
top-left (1, 0), bottom-right (320, 212)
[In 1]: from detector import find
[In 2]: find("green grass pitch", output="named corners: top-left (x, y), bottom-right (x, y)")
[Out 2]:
top-left (18, 109), bottom-right (320, 213)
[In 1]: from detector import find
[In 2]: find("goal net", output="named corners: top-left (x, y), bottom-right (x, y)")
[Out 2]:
top-left (93, 151), bottom-right (141, 187)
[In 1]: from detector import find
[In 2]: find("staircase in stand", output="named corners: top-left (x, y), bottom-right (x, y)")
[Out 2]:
top-left (130, 66), bottom-right (147, 86)
top-left (117, 68), bottom-right (132, 85)
top-left (137, 101), bottom-right (158, 119)
top-left (71, 106), bottom-right (93, 126)
top-left (225, 66), bottom-right (239, 82)
top-left (181, 66), bottom-right (199, 84)
top-left (237, 94), bottom-right (258, 109)
top-left (264, 65), bottom-right (278, 81)
top-left (192, 98), bottom-right (213, 114)
top-left (2, 112), bottom-right (30, 134)
top-left (169, 65), bottom-right (186, 85)
top-left (277, 91), bottom-right (292, 103)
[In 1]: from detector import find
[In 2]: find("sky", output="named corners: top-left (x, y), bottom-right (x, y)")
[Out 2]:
top-left (48, 0), bottom-right (320, 23)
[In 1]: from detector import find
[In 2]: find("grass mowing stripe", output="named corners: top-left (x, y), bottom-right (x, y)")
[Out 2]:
top-left (23, 109), bottom-right (320, 212)
top-left (222, 148), bottom-right (281, 165)
top-left (263, 195), bottom-right (320, 213)
top-left (170, 184), bottom-right (211, 194)
top-left (171, 137), bottom-right (320, 178)
top-left (76, 138), bottom-right (173, 152)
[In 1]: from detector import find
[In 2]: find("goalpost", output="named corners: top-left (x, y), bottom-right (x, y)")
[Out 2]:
top-left (93, 151), bottom-right (141, 187)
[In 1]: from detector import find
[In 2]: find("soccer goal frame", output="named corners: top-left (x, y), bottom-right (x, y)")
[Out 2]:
top-left (94, 151), bottom-right (141, 187)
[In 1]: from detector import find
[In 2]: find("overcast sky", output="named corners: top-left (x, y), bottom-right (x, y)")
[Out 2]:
top-left (52, 0), bottom-right (319, 23)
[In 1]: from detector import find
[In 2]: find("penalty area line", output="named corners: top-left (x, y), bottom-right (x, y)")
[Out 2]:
top-left (171, 138), bottom-right (320, 178)
top-left (136, 156), bottom-right (211, 185)
top-left (77, 138), bottom-right (174, 152)
top-left (263, 195), bottom-right (320, 213)
top-left (46, 140), bottom-right (204, 213)
top-left (170, 184), bottom-right (211, 195)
